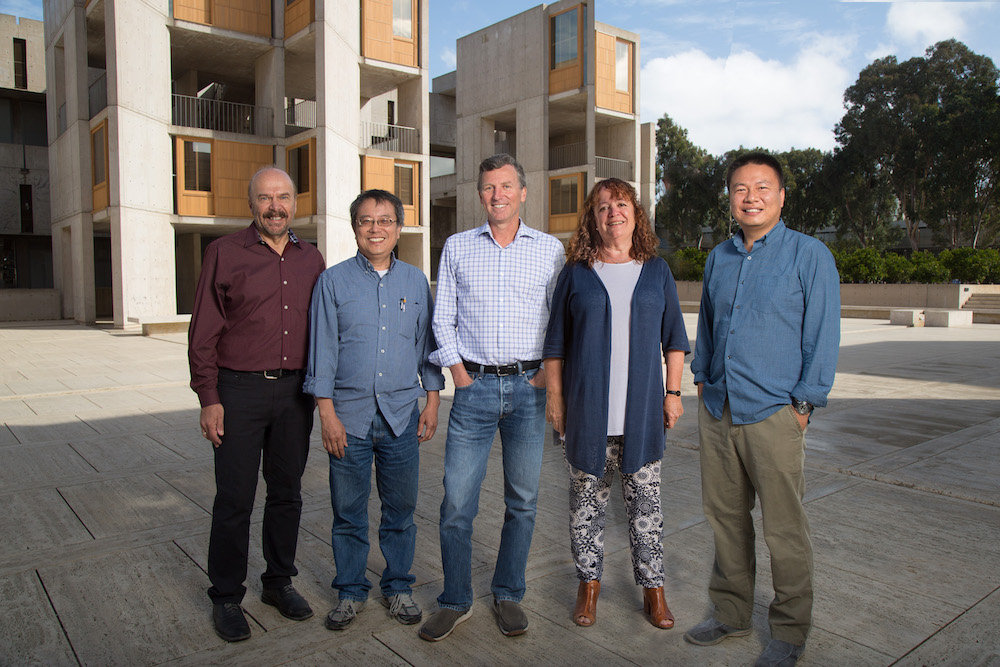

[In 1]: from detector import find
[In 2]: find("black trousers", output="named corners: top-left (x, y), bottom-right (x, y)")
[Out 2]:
top-left (207, 368), bottom-right (313, 604)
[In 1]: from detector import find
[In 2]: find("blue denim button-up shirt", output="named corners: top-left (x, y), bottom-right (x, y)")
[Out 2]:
top-left (691, 221), bottom-right (840, 425)
top-left (304, 252), bottom-right (444, 438)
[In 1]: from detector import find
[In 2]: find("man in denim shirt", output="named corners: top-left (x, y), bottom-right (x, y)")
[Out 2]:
top-left (685, 152), bottom-right (840, 667)
top-left (304, 190), bottom-right (443, 632)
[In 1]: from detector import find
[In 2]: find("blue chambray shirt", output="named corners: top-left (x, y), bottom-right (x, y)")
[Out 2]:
top-left (304, 252), bottom-right (444, 438)
top-left (691, 221), bottom-right (840, 425)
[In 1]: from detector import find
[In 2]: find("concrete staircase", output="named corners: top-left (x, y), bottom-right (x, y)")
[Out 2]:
top-left (962, 292), bottom-right (1000, 323)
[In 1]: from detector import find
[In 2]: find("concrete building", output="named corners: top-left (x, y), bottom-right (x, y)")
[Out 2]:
top-left (0, 14), bottom-right (51, 293)
top-left (429, 0), bottom-right (655, 278)
top-left (44, 0), bottom-right (431, 327)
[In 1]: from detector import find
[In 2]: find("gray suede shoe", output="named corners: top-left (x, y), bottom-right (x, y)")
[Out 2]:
top-left (755, 639), bottom-right (804, 667)
top-left (493, 599), bottom-right (528, 636)
top-left (418, 607), bottom-right (472, 641)
top-left (683, 618), bottom-right (752, 646)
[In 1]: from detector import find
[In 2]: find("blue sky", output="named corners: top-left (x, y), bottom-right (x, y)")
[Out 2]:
top-left (9, 1), bottom-right (999, 154)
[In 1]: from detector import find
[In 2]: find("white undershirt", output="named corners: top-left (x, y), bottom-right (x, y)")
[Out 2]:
top-left (593, 260), bottom-right (642, 436)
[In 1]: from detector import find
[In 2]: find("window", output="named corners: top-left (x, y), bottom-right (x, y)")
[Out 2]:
top-left (91, 125), bottom-right (106, 186)
top-left (387, 100), bottom-right (395, 126)
top-left (551, 8), bottom-right (578, 69)
top-left (394, 164), bottom-right (414, 205)
top-left (393, 0), bottom-right (412, 39)
top-left (550, 175), bottom-right (579, 216)
top-left (288, 143), bottom-right (310, 194)
top-left (183, 141), bottom-right (211, 191)
top-left (13, 38), bottom-right (27, 90)
top-left (615, 41), bottom-right (630, 92)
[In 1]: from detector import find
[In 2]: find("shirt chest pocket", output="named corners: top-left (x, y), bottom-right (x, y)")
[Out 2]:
top-left (750, 274), bottom-right (802, 314)
top-left (396, 297), bottom-right (421, 340)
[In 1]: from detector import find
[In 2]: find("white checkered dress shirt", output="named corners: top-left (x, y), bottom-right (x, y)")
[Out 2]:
top-left (430, 221), bottom-right (565, 369)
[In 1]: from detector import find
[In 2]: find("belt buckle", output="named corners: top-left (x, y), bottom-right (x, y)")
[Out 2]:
top-left (497, 364), bottom-right (515, 376)
top-left (263, 370), bottom-right (279, 380)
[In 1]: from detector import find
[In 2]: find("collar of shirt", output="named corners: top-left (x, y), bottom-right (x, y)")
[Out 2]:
top-left (352, 250), bottom-right (396, 274)
top-left (733, 219), bottom-right (786, 254)
top-left (243, 222), bottom-right (300, 248)
top-left (476, 219), bottom-right (540, 247)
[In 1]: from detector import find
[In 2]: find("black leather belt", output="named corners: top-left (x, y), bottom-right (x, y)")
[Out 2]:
top-left (222, 368), bottom-right (304, 380)
top-left (462, 359), bottom-right (541, 376)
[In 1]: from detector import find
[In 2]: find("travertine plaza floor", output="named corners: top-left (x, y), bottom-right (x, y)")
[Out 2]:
top-left (1, 315), bottom-right (998, 666)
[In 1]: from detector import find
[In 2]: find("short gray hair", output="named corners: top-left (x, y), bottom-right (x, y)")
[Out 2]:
top-left (477, 153), bottom-right (526, 191)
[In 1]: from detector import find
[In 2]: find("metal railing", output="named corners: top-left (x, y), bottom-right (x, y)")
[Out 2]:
top-left (361, 121), bottom-right (420, 154)
top-left (89, 72), bottom-right (107, 119)
top-left (171, 94), bottom-right (273, 136)
top-left (285, 99), bottom-right (317, 129)
top-left (550, 142), bottom-right (586, 170)
top-left (596, 155), bottom-right (633, 180)
top-left (494, 130), bottom-right (514, 158)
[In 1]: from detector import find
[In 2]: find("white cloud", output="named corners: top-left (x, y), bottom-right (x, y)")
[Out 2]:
top-left (440, 47), bottom-right (457, 70)
top-left (885, 1), bottom-right (985, 50)
top-left (640, 36), bottom-right (852, 155)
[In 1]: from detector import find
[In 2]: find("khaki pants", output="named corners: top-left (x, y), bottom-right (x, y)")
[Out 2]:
top-left (698, 399), bottom-right (813, 645)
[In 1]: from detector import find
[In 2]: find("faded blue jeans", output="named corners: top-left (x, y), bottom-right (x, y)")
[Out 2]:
top-left (329, 406), bottom-right (419, 601)
top-left (437, 368), bottom-right (547, 611)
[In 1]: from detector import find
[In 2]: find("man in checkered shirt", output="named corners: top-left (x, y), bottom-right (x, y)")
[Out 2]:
top-left (419, 154), bottom-right (565, 642)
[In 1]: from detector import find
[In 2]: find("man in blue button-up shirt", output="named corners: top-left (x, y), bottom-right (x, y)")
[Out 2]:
top-left (304, 189), bottom-right (444, 632)
top-left (685, 153), bottom-right (840, 667)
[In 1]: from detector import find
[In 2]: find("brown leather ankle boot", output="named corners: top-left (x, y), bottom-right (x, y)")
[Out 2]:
top-left (642, 586), bottom-right (675, 629)
top-left (573, 580), bottom-right (600, 627)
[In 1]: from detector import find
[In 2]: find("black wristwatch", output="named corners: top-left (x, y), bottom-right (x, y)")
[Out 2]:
top-left (665, 390), bottom-right (681, 397)
top-left (791, 397), bottom-right (813, 415)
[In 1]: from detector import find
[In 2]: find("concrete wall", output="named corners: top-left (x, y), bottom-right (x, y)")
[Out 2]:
top-left (0, 288), bottom-right (60, 320)
top-left (0, 14), bottom-right (45, 93)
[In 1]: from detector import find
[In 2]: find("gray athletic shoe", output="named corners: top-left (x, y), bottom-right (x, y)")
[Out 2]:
top-left (324, 598), bottom-right (365, 631)
top-left (380, 593), bottom-right (422, 625)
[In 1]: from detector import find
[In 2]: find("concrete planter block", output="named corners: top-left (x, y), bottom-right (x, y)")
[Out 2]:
top-left (890, 309), bottom-right (924, 327)
top-left (925, 309), bottom-right (974, 327)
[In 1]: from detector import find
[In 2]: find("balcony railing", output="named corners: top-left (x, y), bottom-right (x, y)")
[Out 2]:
top-left (171, 94), bottom-right (273, 137)
top-left (361, 121), bottom-right (420, 154)
top-left (494, 130), bottom-right (514, 158)
top-left (596, 156), bottom-right (633, 181)
top-left (550, 142), bottom-right (586, 170)
top-left (89, 72), bottom-right (107, 119)
top-left (286, 99), bottom-right (317, 130)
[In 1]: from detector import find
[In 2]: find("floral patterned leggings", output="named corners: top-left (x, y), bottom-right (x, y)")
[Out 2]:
top-left (566, 436), bottom-right (664, 587)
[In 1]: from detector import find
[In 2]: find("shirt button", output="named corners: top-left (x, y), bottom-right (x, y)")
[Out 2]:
top-left (284, 305), bottom-right (288, 309)
top-left (381, 349), bottom-right (385, 354)
top-left (283, 280), bottom-right (287, 285)
top-left (735, 305), bottom-right (741, 309)
top-left (284, 330), bottom-right (288, 335)
top-left (727, 355), bottom-right (732, 359)
top-left (382, 326), bottom-right (386, 331)
top-left (283, 356), bottom-right (287, 361)
top-left (730, 330), bottom-right (735, 334)
top-left (382, 304), bottom-right (386, 309)
top-left (378, 372), bottom-right (383, 377)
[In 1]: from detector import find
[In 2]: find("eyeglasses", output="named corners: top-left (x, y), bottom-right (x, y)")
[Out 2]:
top-left (357, 217), bottom-right (397, 228)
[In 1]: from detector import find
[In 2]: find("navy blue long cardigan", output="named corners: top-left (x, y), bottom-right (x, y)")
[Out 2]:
top-left (542, 258), bottom-right (690, 477)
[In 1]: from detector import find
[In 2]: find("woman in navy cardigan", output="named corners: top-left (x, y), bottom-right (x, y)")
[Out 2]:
top-left (543, 178), bottom-right (689, 630)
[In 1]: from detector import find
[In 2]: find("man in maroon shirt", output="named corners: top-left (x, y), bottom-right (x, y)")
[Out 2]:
top-left (188, 166), bottom-right (325, 642)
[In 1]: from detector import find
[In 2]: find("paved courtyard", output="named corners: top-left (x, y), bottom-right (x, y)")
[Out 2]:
top-left (0, 315), bottom-right (998, 666)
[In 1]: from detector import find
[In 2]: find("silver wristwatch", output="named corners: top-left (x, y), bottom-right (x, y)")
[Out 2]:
top-left (791, 397), bottom-right (813, 415)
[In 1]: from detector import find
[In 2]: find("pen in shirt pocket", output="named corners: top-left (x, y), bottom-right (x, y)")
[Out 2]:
top-left (400, 297), bottom-right (406, 312)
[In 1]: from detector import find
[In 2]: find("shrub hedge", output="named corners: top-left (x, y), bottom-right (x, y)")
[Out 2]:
top-left (667, 246), bottom-right (1000, 284)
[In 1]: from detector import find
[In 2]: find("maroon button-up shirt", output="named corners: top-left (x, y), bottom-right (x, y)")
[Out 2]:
top-left (188, 223), bottom-right (326, 407)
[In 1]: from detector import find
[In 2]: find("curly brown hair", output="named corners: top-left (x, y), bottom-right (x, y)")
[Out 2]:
top-left (567, 178), bottom-right (659, 267)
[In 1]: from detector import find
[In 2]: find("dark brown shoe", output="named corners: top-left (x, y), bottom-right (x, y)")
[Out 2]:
top-left (573, 580), bottom-right (600, 627)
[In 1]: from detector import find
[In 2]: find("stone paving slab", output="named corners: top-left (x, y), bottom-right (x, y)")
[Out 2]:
top-left (1, 319), bottom-right (999, 665)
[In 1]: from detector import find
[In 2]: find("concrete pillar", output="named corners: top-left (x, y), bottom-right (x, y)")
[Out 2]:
top-left (255, 47), bottom-right (285, 141)
top-left (105, 0), bottom-right (175, 327)
top-left (314, 0), bottom-right (361, 265)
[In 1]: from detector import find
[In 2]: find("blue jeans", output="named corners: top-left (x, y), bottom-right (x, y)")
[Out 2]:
top-left (329, 406), bottom-right (420, 601)
top-left (437, 369), bottom-right (547, 611)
